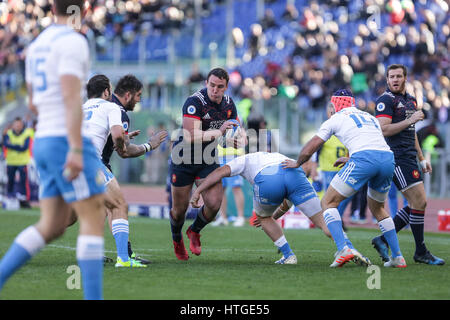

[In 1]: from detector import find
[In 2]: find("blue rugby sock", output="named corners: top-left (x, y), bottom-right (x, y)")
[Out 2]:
top-left (343, 232), bottom-right (354, 249)
top-left (378, 218), bottom-right (402, 258)
top-left (77, 235), bottom-right (104, 300)
top-left (323, 208), bottom-right (347, 251)
top-left (111, 219), bottom-right (129, 262)
top-left (274, 236), bottom-right (294, 258)
top-left (0, 226), bottom-right (45, 290)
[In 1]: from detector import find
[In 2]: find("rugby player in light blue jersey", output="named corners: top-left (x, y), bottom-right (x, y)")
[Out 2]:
top-left (190, 151), bottom-right (370, 266)
top-left (0, 1), bottom-right (106, 300)
top-left (283, 89), bottom-right (406, 268)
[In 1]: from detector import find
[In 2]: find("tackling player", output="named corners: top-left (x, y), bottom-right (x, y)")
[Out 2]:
top-left (0, 0), bottom-right (105, 299)
top-left (283, 89), bottom-right (406, 268)
top-left (189, 151), bottom-right (370, 266)
top-left (372, 64), bottom-right (444, 265)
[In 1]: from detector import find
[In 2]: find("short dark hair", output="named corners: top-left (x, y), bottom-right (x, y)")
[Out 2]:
top-left (86, 74), bottom-right (110, 99)
top-left (114, 74), bottom-right (143, 97)
top-left (206, 68), bottom-right (229, 84)
top-left (386, 64), bottom-right (407, 78)
top-left (53, 0), bottom-right (84, 16)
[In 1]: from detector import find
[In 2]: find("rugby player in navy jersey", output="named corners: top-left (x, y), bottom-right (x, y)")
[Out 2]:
top-left (372, 64), bottom-right (444, 265)
top-left (169, 67), bottom-right (243, 260)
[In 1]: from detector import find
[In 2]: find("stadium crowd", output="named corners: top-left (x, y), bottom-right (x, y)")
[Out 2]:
top-left (0, 0), bottom-right (448, 123)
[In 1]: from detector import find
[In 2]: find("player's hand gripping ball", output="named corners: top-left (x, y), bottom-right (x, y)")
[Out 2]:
top-left (224, 119), bottom-right (241, 139)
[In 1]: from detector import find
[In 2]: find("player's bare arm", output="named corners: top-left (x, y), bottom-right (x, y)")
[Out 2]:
top-left (183, 117), bottom-right (235, 143)
top-left (378, 110), bottom-right (424, 137)
top-left (116, 130), bottom-right (168, 158)
top-left (60, 74), bottom-right (83, 181)
top-left (110, 124), bottom-right (126, 155)
top-left (282, 136), bottom-right (325, 169)
top-left (190, 165), bottom-right (231, 207)
top-left (415, 132), bottom-right (432, 173)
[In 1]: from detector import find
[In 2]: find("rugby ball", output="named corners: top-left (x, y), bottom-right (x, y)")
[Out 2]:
top-left (225, 119), bottom-right (241, 139)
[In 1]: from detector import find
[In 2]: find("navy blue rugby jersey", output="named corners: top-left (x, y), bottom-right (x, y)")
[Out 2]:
top-left (375, 89), bottom-right (418, 157)
top-left (101, 94), bottom-right (130, 170)
top-left (172, 88), bottom-right (238, 164)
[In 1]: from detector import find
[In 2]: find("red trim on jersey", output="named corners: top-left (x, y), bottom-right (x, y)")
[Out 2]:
top-left (183, 114), bottom-right (201, 120)
top-left (376, 114), bottom-right (392, 119)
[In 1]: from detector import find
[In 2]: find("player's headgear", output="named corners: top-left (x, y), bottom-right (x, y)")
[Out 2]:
top-left (330, 89), bottom-right (355, 112)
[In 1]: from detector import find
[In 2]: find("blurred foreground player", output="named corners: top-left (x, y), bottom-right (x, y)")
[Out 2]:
top-left (0, 0), bottom-right (106, 299)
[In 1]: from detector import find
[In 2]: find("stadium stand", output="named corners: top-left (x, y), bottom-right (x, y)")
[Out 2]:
top-left (0, 0), bottom-right (449, 198)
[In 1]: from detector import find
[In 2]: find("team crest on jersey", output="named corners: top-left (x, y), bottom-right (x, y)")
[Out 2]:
top-left (227, 109), bottom-right (232, 118)
top-left (172, 174), bottom-right (177, 183)
top-left (187, 105), bottom-right (196, 115)
top-left (376, 102), bottom-right (385, 112)
top-left (412, 170), bottom-right (420, 179)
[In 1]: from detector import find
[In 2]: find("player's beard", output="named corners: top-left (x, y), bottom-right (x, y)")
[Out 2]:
top-left (389, 80), bottom-right (406, 94)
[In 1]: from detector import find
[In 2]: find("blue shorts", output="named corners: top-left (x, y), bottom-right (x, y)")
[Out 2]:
top-left (34, 137), bottom-right (105, 203)
top-left (331, 150), bottom-right (394, 202)
top-left (253, 164), bottom-right (320, 217)
top-left (322, 170), bottom-right (338, 190)
top-left (220, 156), bottom-right (243, 188)
top-left (101, 163), bottom-right (115, 186)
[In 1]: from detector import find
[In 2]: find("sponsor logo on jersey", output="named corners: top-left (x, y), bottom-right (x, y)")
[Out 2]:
top-left (348, 177), bottom-right (357, 185)
top-left (203, 113), bottom-right (211, 120)
top-left (412, 170), bottom-right (420, 179)
top-left (376, 102), bottom-right (385, 112)
top-left (397, 101), bottom-right (405, 108)
top-left (187, 105), bottom-right (196, 115)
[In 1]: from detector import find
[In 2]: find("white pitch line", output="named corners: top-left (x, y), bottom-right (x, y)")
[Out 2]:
top-left (47, 244), bottom-right (328, 254)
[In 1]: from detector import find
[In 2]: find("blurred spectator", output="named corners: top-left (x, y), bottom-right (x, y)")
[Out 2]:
top-left (142, 122), bottom-right (170, 184)
top-left (2, 117), bottom-right (33, 208)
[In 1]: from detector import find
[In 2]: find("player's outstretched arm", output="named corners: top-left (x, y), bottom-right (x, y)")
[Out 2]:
top-left (282, 136), bottom-right (325, 169)
top-left (111, 125), bottom-right (126, 155)
top-left (116, 130), bottom-right (169, 158)
top-left (148, 130), bottom-right (168, 150)
top-left (190, 165), bottom-right (231, 208)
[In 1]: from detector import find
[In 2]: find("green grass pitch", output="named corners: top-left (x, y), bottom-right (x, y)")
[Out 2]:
top-left (0, 208), bottom-right (449, 300)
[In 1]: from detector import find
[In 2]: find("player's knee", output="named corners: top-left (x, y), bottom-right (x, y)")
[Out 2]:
top-left (416, 199), bottom-right (427, 211)
top-left (38, 223), bottom-right (66, 242)
top-left (171, 207), bottom-right (188, 222)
